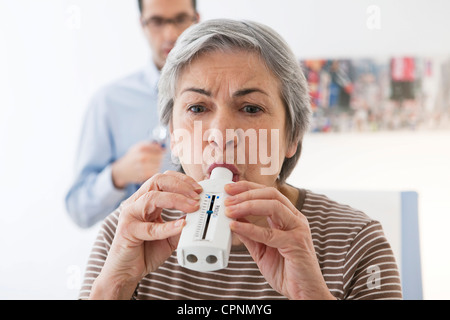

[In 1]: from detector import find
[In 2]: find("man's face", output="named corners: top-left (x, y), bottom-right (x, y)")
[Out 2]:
top-left (140, 0), bottom-right (199, 70)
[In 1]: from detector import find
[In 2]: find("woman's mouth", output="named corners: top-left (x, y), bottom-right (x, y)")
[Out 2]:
top-left (207, 163), bottom-right (240, 182)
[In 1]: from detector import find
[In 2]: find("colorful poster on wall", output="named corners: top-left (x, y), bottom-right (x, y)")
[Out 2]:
top-left (300, 56), bottom-right (450, 132)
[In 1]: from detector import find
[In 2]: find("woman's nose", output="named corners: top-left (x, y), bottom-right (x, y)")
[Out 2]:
top-left (205, 110), bottom-right (239, 152)
top-left (207, 132), bottom-right (238, 151)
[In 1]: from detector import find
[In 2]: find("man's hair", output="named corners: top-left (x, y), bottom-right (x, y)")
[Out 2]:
top-left (138, 0), bottom-right (197, 14)
top-left (158, 19), bottom-right (312, 184)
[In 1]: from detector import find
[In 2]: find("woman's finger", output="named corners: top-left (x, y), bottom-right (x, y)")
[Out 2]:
top-left (230, 220), bottom-right (288, 248)
top-left (123, 218), bottom-right (186, 243)
top-left (128, 173), bottom-right (201, 204)
top-left (225, 186), bottom-right (298, 215)
top-left (226, 199), bottom-right (299, 231)
top-left (224, 180), bottom-right (265, 196)
top-left (129, 190), bottom-right (200, 222)
top-left (163, 170), bottom-right (203, 192)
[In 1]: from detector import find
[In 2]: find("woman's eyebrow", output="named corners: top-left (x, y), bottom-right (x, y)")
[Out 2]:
top-left (233, 88), bottom-right (269, 97)
top-left (181, 87), bottom-right (212, 97)
top-left (180, 87), bottom-right (268, 97)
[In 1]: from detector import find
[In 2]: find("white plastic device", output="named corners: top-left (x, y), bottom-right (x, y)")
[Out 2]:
top-left (177, 167), bottom-right (234, 272)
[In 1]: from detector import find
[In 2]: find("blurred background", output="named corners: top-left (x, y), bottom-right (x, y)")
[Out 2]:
top-left (0, 0), bottom-right (449, 299)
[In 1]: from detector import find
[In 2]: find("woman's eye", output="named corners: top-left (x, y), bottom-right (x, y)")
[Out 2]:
top-left (188, 105), bottom-right (206, 113)
top-left (242, 105), bottom-right (262, 114)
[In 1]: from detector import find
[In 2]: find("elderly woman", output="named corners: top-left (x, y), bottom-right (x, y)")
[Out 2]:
top-left (80, 19), bottom-right (402, 300)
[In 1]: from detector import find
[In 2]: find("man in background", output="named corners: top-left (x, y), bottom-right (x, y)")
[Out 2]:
top-left (65, 0), bottom-right (199, 228)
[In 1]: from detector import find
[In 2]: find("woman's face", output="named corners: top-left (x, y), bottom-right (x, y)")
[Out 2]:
top-left (170, 50), bottom-right (297, 186)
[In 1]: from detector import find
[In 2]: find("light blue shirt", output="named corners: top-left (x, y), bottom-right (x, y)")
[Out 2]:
top-left (65, 62), bottom-right (175, 228)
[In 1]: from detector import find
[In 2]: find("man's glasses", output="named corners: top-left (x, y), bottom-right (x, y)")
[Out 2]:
top-left (142, 14), bottom-right (197, 31)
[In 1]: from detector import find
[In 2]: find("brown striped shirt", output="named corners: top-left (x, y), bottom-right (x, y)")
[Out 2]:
top-left (79, 189), bottom-right (402, 300)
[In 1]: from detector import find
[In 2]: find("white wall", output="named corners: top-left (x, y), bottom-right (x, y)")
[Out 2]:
top-left (287, 131), bottom-right (450, 300)
top-left (0, 0), bottom-right (449, 299)
top-left (200, 0), bottom-right (450, 58)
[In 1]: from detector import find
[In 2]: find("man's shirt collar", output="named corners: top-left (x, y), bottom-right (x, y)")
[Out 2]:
top-left (144, 60), bottom-right (160, 92)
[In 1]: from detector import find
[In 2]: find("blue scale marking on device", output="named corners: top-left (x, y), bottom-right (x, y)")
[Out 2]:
top-left (202, 195), bottom-right (217, 239)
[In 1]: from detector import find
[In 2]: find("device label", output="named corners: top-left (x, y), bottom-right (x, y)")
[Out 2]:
top-left (194, 192), bottom-right (224, 241)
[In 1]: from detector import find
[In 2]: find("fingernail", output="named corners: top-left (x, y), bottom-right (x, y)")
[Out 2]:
top-left (225, 205), bottom-right (235, 216)
top-left (189, 191), bottom-right (200, 200)
top-left (225, 196), bottom-right (236, 205)
top-left (174, 219), bottom-right (185, 228)
top-left (187, 198), bottom-right (199, 205)
top-left (192, 183), bottom-right (203, 192)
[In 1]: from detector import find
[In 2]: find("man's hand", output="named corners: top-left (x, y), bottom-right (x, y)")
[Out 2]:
top-left (111, 142), bottom-right (165, 189)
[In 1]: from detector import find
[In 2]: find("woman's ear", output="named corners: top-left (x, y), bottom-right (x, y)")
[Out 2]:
top-left (168, 121), bottom-right (174, 152)
top-left (285, 140), bottom-right (299, 159)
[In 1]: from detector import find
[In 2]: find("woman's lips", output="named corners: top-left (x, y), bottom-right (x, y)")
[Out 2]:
top-left (207, 163), bottom-right (240, 182)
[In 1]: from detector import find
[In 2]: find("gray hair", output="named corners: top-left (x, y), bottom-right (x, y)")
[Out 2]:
top-left (158, 19), bottom-right (311, 183)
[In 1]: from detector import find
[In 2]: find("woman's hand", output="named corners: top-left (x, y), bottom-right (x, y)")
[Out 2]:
top-left (224, 181), bottom-right (335, 300)
top-left (90, 171), bottom-right (202, 299)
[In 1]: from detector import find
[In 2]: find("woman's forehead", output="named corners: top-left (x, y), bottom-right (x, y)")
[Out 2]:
top-left (176, 50), bottom-right (281, 98)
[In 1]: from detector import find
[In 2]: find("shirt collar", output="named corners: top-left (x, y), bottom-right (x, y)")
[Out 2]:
top-left (144, 60), bottom-right (160, 92)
